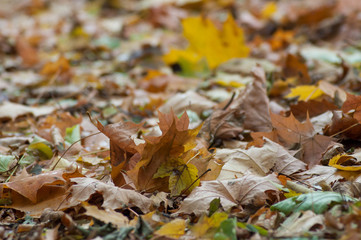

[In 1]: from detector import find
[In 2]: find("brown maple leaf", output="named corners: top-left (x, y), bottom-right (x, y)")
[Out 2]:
top-left (127, 111), bottom-right (202, 192)
top-left (252, 113), bottom-right (333, 167)
top-left (342, 93), bottom-right (361, 122)
top-left (96, 120), bottom-right (143, 186)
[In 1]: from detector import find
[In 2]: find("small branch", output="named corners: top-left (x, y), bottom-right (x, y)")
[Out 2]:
top-left (173, 168), bottom-right (211, 199)
top-left (50, 132), bottom-right (102, 171)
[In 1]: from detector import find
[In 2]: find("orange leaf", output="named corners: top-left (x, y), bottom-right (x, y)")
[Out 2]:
top-left (4, 170), bottom-right (65, 203)
top-left (16, 36), bottom-right (39, 67)
top-left (342, 93), bottom-right (361, 122)
top-left (40, 56), bottom-right (70, 76)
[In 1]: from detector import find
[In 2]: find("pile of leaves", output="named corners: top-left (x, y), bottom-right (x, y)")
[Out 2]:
top-left (2, 0), bottom-right (361, 239)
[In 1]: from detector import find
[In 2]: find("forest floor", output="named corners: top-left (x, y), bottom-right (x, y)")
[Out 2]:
top-left (1, 0), bottom-right (361, 239)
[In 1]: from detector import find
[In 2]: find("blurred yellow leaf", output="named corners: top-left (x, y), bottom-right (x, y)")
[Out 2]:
top-left (285, 85), bottom-right (324, 101)
top-left (284, 189), bottom-right (302, 198)
top-left (40, 56), bottom-right (70, 76)
top-left (163, 14), bottom-right (249, 69)
top-left (261, 2), bottom-right (277, 19)
top-left (329, 154), bottom-right (361, 171)
top-left (191, 212), bottom-right (228, 237)
top-left (154, 219), bottom-right (186, 238)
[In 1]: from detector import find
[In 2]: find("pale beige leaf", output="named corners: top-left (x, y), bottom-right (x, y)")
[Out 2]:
top-left (67, 178), bottom-right (152, 212)
top-left (177, 174), bottom-right (281, 215)
top-left (0, 101), bottom-right (55, 121)
top-left (216, 138), bottom-right (306, 180)
top-left (275, 211), bottom-right (324, 238)
top-left (83, 204), bottom-right (129, 228)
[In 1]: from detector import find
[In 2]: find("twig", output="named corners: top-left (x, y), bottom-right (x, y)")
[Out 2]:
top-left (173, 168), bottom-right (211, 199)
top-left (50, 132), bottom-right (102, 171)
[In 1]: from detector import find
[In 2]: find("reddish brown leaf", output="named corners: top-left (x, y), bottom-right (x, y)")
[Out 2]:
top-left (4, 170), bottom-right (65, 203)
top-left (290, 99), bottom-right (338, 121)
top-left (96, 120), bottom-right (143, 186)
top-left (283, 54), bottom-right (311, 84)
top-left (342, 93), bottom-right (361, 122)
top-left (15, 36), bottom-right (39, 66)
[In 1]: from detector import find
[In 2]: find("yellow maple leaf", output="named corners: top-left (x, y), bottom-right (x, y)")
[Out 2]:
top-left (285, 85), bottom-right (324, 101)
top-left (163, 14), bottom-right (249, 69)
top-left (154, 219), bottom-right (186, 238)
top-left (329, 154), bottom-right (361, 171)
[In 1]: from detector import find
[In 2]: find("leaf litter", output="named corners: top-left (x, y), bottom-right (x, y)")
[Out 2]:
top-left (1, 0), bottom-right (361, 239)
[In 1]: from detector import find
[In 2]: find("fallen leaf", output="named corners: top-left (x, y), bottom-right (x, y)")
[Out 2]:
top-left (16, 36), bottom-right (39, 66)
top-left (328, 154), bottom-right (361, 171)
top-left (261, 1), bottom-right (277, 19)
top-left (271, 191), bottom-right (355, 215)
top-left (342, 93), bottom-right (361, 122)
top-left (66, 177), bottom-right (152, 213)
top-left (177, 174), bottom-right (281, 215)
top-left (255, 112), bottom-right (334, 167)
top-left (283, 54), bottom-right (311, 84)
top-left (40, 56), bottom-right (70, 76)
top-left (290, 99), bottom-right (338, 120)
top-left (163, 14), bottom-right (249, 69)
top-left (154, 158), bottom-right (199, 196)
top-left (191, 212), bottom-right (229, 238)
top-left (285, 85), bottom-right (324, 101)
top-left (0, 102), bottom-right (55, 122)
top-left (96, 120), bottom-right (143, 186)
top-left (274, 211), bottom-right (324, 238)
top-left (127, 111), bottom-right (202, 192)
top-left (158, 91), bottom-right (215, 116)
top-left (154, 218), bottom-right (186, 238)
top-left (216, 138), bottom-right (306, 180)
top-left (82, 203), bottom-right (129, 228)
top-left (4, 170), bottom-right (65, 203)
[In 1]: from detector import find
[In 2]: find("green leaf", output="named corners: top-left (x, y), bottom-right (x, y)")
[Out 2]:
top-left (237, 222), bottom-right (268, 236)
top-left (65, 124), bottom-right (81, 145)
top-left (134, 216), bottom-right (153, 238)
top-left (214, 218), bottom-right (237, 240)
top-left (271, 191), bottom-right (356, 215)
top-left (208, 198), bottom-right (221, 217)
top-left (0, 155), bottom-right (15, 172)
top-left (27, 136), bottom-right (53, 160)
top-left (103, 227), bottom-right (134, 240)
